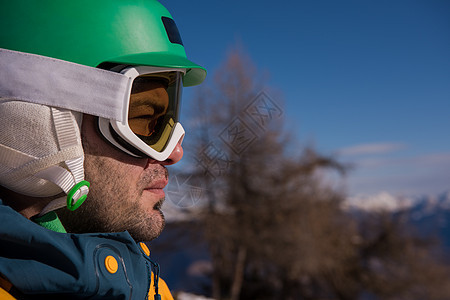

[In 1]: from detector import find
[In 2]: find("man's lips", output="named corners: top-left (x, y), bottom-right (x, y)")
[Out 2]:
top-left (144, 179), bottom-right (168, 190)
top-left (143, 180), bottom-right (168, 197)
top-left (144, 188), bottom-right (165, 197)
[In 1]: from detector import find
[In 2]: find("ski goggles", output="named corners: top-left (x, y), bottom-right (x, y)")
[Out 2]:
top-left (98, 66), bottom-right (186, 161)
top-left (0, 48), bottom-right (188, 162)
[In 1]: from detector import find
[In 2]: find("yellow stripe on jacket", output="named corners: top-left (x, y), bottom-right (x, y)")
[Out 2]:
top-left (0, 287), bottom-right (16, 300)
top-left (148, 273), bottom-right (174, 300)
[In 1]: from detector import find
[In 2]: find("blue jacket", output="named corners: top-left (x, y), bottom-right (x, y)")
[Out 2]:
top-left (0, 200), bottom-right (170, 299)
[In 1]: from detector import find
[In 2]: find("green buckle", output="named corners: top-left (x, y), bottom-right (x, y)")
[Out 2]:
top-left (66, 180), bottom-right (90, 211)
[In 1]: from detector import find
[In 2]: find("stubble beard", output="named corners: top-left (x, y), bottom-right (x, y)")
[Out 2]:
top-left (58, 157), bottom-right (168, 242)
top-left (58, 194), bottom-right (166, 242)
top-left (58, 180), bottom-right (166, 242)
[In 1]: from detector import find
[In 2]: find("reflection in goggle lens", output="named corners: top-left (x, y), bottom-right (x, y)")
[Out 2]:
top-left (127, 72), bottom-right (181, 152)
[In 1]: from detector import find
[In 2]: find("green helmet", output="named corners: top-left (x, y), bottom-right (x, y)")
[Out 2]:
top-left (0, 0), bottom-right (205, 215)
top-left (0, 0), bottom-right (205, 86)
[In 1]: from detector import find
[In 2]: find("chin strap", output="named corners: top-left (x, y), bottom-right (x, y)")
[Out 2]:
top-left (37, 107), bottom-right (89, 216)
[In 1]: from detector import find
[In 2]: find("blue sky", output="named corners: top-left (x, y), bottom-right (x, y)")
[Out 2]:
top-left (161, 0), bottom-right (450, 197)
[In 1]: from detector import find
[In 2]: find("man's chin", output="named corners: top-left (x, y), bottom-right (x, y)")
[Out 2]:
top-left (153, 197), bottom-right (165, 210)
top-left (139, 219), bottom-right (165, 242)
top-left (136, 206), bottom-right (165, 241)
top-left (57, 199), bottom-right (166, 242)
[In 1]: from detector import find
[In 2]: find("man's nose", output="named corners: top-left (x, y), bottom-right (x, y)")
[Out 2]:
top-left (160, 139), bottom-right (183, 165)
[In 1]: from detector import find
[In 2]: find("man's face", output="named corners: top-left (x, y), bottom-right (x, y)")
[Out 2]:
top-left (58, 81), bottom-right (183, 242)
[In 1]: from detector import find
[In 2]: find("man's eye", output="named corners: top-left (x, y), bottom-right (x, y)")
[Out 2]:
top-left (129, 117), bottom-right (157, 137)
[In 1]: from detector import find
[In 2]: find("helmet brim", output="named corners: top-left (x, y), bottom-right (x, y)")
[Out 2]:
top-left (106, 52), bottom-right (206, 87)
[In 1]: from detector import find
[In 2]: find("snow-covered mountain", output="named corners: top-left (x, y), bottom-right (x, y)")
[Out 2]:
top-left (345, 190), bottom-right (450, 250)
top-left (343, 190), bottom-right (450, 214)
top-left (403, 191), bottom-right (450, 250)
top-left (343, 191), bottom-right (416, 212)
top-left (152, 191), bottom-right (450, 295)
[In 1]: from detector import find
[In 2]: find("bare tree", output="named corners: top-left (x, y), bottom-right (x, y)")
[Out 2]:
top-left (179, 47), bottom-right (450, 300)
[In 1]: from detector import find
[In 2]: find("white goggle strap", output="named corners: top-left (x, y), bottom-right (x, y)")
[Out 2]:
top-left (0, 48), bottom-right (130, 123)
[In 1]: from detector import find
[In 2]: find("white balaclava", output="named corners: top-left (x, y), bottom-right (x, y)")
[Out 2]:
top-left (0, 49), bottom-right (137, 215)
top-left (0, 48), bottom-right (132, 216)
top-left (0, 99), bottom-right (88, 215)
